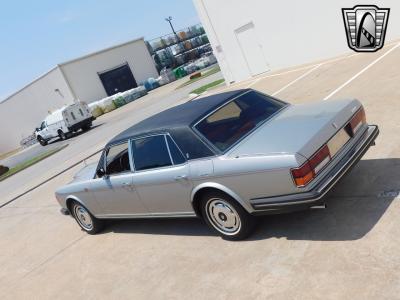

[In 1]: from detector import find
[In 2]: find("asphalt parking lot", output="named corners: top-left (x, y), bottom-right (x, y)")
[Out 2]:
top-left (1, 41), bottom-right (400, 299)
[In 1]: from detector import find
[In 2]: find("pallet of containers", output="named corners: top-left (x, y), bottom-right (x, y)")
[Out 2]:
top-left (144, 78), bottom-right (160, 91)
top-left (160, 68), bottom-right (176, 84)
top-left (178, 31), bottom-right (187, 40)
top-left (99, 96), bottom-right (117, 113)
top-left (183, 40), bottom-right (192, 50)
top-left (88, 102), bottom-right (104, 118)
top-left (184, 62), bottom-right (197, 75)
top-left (201, 34), bottom-right (209, 44)
top-left (113, 95), bottom-right (126, 108)
top-left (173, 66), bottom-right (187, 79)
top-left (123, 86), bottom-right (148, 103)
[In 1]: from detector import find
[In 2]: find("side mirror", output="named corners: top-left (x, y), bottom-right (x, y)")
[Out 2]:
top-left (96, 168), bottom-right (106, 178)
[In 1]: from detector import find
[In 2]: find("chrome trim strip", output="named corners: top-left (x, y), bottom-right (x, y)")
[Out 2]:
top-left (164, 134), bottom-right (174, 165)
top-left (96, 212), bottom-right (197, 219)
top-left (166, 134), bottom-right (188, 164)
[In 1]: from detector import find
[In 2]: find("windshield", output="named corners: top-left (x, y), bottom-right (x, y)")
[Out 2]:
top-left (195, 91), bottom-right (287, 152)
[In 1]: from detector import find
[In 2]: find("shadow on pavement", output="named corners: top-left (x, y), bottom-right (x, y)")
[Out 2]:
top-left (48, 123), bottom-right (104, 145)
top-left (105, 218), bottom-right (214, 237)
top-left (105, 158), bottom-right (399, 241)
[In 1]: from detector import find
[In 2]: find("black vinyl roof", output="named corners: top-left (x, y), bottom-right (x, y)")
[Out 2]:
top-left (107, 89), bottom-right (249, 147)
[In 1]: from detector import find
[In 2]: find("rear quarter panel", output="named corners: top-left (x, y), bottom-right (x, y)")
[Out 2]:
top-left (193, 154), bottom-right (304, 206)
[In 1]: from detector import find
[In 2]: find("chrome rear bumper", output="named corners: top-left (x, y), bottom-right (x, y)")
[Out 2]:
top-left (250, 125), bottom-right (379, 213)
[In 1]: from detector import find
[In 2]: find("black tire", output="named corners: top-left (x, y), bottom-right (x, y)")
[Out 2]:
top-left (81, 123), bottom-right (92, 131)
top-left (70, 201), bottom-right (105, 234)
top-left (200, 191), bottom-right (256, 241)
top-left (37, 136), bottom-right (47, 146)
top-left (58, 130), bottom-right (67, 140)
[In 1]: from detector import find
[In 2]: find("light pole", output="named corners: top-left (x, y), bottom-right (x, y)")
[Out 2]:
top-left (165, 16), bottom-right (177, 35)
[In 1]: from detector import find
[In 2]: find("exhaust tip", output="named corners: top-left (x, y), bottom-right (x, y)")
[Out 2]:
top-left (310, 203), bottom-right (327, 209)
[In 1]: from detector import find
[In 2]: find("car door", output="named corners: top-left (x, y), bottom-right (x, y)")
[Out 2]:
top-left (90, 141), bottom-right (148, 217)
top-left (40, 121), bottom-right (51, 139)
top-left (130, 134), bottom-right (194, 214)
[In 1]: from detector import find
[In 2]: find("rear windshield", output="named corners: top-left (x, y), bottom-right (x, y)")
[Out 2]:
top-left (195, 91), bottom-right (287, 152)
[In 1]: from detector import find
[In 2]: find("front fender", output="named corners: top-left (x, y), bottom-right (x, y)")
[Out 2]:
top-left (191, 182), bottom-right (253, 213)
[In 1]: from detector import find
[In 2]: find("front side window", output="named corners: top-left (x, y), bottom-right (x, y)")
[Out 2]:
top-left (71, 112), bottom-right (76, 120)
top-left (79, 108), bottom-right (84, 116)
top-left (132, 135), bottom-right (172, 171)
top-left (105, 142), bottom-right (130, 175)
top-left (195, 91), bottom-right (287, 152)
top-left (40, 121), bottom-right (46, 130)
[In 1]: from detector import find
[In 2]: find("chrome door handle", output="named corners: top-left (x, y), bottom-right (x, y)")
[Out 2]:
top-left (174, 175), bottom-right (188, 181)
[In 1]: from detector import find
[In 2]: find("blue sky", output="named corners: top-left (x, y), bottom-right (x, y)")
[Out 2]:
top-left (0, 0), bottom-right (200, 101)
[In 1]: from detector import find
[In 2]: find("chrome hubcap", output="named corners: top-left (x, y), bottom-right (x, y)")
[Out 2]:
top-left (206, 198), bottom-right (241, 235)
top-left (74, 205), bottom-right (93, 230)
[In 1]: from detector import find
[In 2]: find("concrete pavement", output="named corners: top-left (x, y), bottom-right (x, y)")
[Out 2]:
top-left (1, 42), bottom-right (400, 299)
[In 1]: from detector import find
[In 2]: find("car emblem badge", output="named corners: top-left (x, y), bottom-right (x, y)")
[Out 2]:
top-left (342, 5), bottom-right (390, 52)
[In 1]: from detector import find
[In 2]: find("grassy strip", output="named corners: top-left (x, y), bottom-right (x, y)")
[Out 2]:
top-left (176, 65), bottom-right (221, 89)
top-left (190, 79), bottom-right (225, 95)
top-left (0, 145), bottom-right (68, 182)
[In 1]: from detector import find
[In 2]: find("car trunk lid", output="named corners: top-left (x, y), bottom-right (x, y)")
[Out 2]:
top-left (228, 99), bottom-right (362, 159)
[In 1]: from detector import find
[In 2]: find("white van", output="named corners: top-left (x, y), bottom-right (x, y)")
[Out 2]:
top-left (35, 102), bottom-right (93, 146)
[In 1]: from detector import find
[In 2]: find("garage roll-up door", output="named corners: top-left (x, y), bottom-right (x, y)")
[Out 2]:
top-left (99, 63), bottom-right (138, 96)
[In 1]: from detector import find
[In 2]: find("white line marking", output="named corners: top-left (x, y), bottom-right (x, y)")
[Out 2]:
top-left (323, 42), bottom-right (400, 100)
top-left (245, 53), bottom-right (358, 89)
top-left (271, 64), bottom-right (322, 96)
top-left (246, 78), bottom-right (261, 88)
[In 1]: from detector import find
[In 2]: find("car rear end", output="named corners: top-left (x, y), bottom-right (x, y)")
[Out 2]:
top-left (291, 106), bottom-right (371, 189)
top-left (249, 103), bottom-right (379, 212)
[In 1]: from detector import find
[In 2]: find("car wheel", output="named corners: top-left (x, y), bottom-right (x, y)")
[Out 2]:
top-left (58, 130), bottom-right (67, 140)
top-left (82, 123), bottom-right (92, 131)
top-left (37, 136), bottom-right (47, 146)
top-left (71, 201), bottom-right (104, 234)
top-left (200, 191), bottom-right (256, 240)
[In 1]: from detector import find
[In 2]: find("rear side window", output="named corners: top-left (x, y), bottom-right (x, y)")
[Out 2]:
top-left (71, 112), bottom-right (76, 120)
top-left (105, 142), bottom-right (130, 175)
top-left (166, 135), bottom-right (186, 165)
top-left (79, 109), bottom-right (84, 116)
top-left (195, 91), bottom-right (286, 152)
top-left (132, 135), bottom-right (172, 171)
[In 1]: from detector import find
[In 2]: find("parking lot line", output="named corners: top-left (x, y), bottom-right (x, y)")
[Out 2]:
top-left (245, 53), bottom-right (360, 89)
top-left (323, 42), bottom-right (400, 100)
top-left (271, 64), bottom-right (322, 96)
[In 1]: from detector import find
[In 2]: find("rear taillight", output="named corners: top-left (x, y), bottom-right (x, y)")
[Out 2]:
top-left (291, 145), bottom-right (331, 187)
top-left (349, 107), bottom-right (366, 135)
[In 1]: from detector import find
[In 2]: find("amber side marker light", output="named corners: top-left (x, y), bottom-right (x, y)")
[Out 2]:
top-left (291, 145), bottom-right (331, 187)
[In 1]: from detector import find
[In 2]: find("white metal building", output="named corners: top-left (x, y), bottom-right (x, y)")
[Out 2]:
top-left (0, 37), bottom-right (158, 153)
top-left (194, 0), bottom-right (400, 84)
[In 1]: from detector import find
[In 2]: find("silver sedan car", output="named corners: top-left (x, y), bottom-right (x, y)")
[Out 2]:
top-left (55, 89), bottom-right (379, 240)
